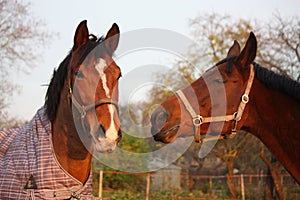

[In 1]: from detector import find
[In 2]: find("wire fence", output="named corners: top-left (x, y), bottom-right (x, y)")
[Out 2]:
top-left (92, 170), bottom-right (300, 200)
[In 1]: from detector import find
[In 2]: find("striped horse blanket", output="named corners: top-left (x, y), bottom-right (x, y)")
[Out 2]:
top-left (0, 107), bottom-right (95, 199)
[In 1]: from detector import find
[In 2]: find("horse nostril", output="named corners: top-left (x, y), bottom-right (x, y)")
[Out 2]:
top-left (99, 125), bottom-right (106, 136)
top-left (117, 129), bottom-right (122, 140)
top-left (154, 110), bottom-right (168, 129)
top-left (107, 149), bottom-right (113, 153)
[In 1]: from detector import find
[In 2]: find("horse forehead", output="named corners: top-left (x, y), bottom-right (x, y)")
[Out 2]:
top-left (95, 58), bottom-right (107, 75)
top-left (95, 57), bottom-right (121, 79)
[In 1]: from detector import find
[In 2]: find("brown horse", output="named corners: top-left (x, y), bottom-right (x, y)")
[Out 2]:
top-left (0, 20), bottom-right (121, 199)
top-left (151, 32), bottom-right (300, 184)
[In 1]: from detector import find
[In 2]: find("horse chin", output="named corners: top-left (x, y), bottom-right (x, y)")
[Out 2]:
top-left (93, 140), bottom-right (117, 153)
top-left (153, 125), bottom-right (180, 143)
top-left (90, 132), bottom-right (117, 153)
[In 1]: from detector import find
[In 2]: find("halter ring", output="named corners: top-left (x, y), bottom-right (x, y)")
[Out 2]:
top-left (193, 115), bottom-right (203, 126)
top-left (242, 94), bottom-right (249, 104)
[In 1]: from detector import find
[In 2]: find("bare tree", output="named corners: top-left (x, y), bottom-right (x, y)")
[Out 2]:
top-left (0, 0), bottom-right (51, 126)
top-left (260, 144), bottom-right (286, 200)
top-left (209, 133), bottom-right (251, 198)
top-left (188, 13), bottom-right (257, 67)
top-left (257, 12), bottom-right (300, 80)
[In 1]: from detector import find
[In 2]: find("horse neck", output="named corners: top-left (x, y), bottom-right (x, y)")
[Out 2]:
top-left (242, 78), bottom-right (300, 183)
top-left (51, 85), bottom-right (92, 184)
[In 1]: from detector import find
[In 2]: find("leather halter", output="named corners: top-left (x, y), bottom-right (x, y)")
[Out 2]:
top-left (176, 64), bottom-right (255, 143)
top-left (68, 87), bottom-right (118, 131)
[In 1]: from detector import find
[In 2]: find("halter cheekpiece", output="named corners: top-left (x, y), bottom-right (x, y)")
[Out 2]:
top-left (68, 87), bottom-right (118, 132)
top-left (176, 64), bottom-right (255, 143)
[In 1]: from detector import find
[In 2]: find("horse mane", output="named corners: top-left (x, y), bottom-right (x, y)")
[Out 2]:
top-left (253, 63), bottom-right (300, 101)
top-left (45, 35), bottom-right (105, 122)
top-left (45, 54), bottom-right (70, 122)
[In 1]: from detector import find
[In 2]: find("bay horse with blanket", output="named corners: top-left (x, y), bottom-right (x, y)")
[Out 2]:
top-left (0, 20), bottom-right (122, 199)
top-left (151, 32), bottom-right (300, 184)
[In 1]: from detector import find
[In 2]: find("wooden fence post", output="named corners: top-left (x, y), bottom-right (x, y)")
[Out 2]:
top-left (241, 174), bottom-right (245, 200)
top-left (99, 170), bottom-right (103, 199)
top-left (146, 173), bottom-right (151, 200)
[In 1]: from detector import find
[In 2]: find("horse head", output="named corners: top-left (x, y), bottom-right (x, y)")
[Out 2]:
top-left (151, 33), bottom-right (257, 143)
top-left (68, 21), bottom-right (122, 153)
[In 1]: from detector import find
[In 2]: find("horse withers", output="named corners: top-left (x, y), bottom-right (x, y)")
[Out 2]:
top-left (151, 32), bottom-right (300, 184)
top-left (0, 20), bottom-right (122, 199)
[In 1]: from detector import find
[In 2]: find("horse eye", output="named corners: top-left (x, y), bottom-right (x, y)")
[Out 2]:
top-left (117, 73), bottom-right (122, 80)
top-left (75, 71), bottom-right (84, 78)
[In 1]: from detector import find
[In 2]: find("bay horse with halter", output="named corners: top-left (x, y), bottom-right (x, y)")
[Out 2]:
top-left (151, 32), bottom-right (300, 184)
top-left (0, 20), bottom-right (121, 199)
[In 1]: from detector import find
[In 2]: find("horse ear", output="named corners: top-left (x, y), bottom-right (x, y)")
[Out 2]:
top-left (104, 23), bottom-right (120, 54)
top-left (73, 20), bottom-right (89, 51)
top-left (227, 40), bottom-right (240, 58)
top-left (236, 32), bottom-right (257, 67)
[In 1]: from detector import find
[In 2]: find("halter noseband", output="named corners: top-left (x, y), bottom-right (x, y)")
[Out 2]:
top-left (176, 64), bottom-right (255, 143)
top-left (68, 87), bottom-right (118, 131)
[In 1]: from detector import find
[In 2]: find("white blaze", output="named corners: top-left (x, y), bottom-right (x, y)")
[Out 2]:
top-left (95, 58), bottom-right (118, 140)
top-left (96, 58), bottom-right (110, 97)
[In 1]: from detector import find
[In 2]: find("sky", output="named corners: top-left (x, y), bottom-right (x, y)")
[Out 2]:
top-left (8, 0), bottom-right (300, 120)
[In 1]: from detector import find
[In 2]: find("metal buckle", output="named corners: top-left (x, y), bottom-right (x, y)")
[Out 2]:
top-left (71, 191), bottom-right (81, 199)
top-left (193, 115), bottom-right (203, 126)
top-left (231, 119), bottom-right (238, 134)
top-left (241, 94), bottom-right (249, 104)
top-left (233, 112), bottom-right (238, 120)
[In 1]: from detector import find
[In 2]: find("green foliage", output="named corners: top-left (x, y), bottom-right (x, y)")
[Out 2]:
top-left (118, 131), bottom-right (152, 153)
top-left (92, 170), bottom-right (146, 196)
top-left (102, 190), bottom-right (220, 200)
top-left (92, 170), bottom-right (298, 200)
top-left (104, 190), bottom-right (144, 200)
top-left (103, 173), bottom-right (146, 192)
